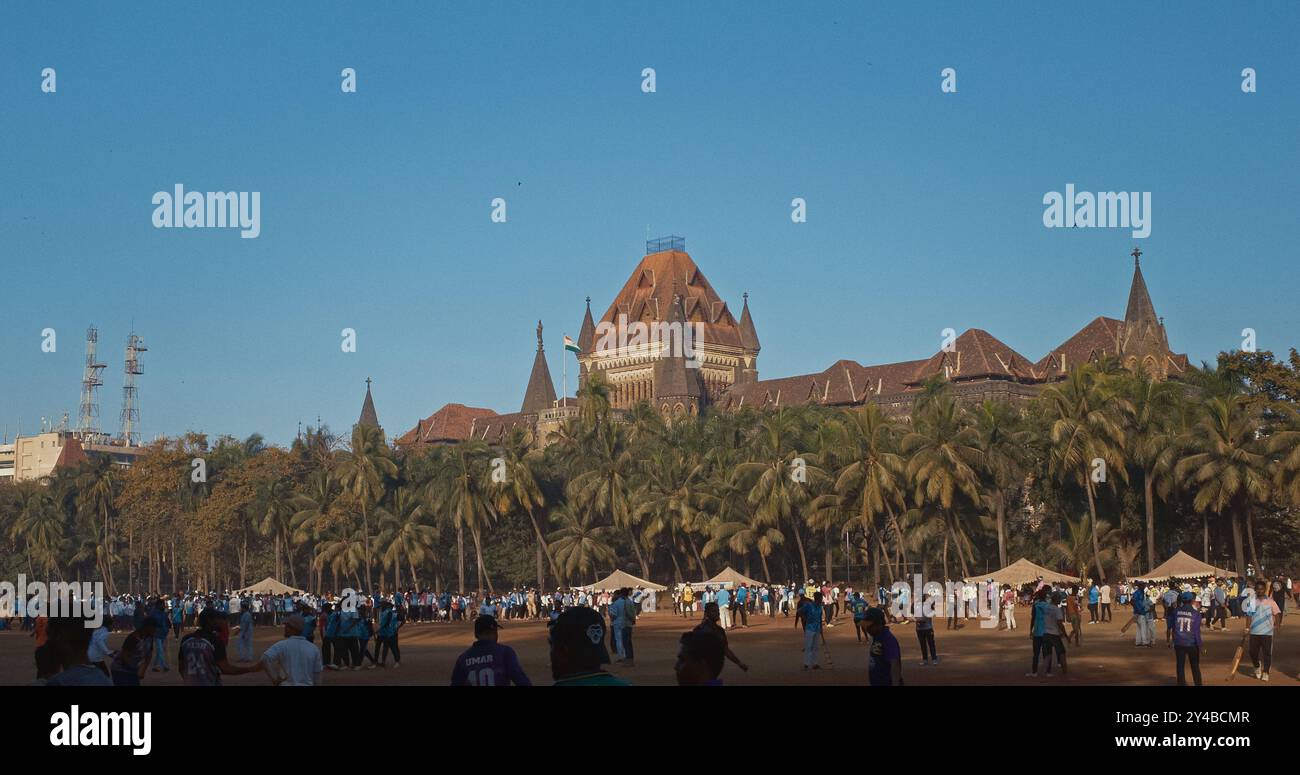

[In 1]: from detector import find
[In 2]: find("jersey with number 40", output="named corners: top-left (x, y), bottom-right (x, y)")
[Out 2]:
top-left (450, 641), bottom-right (532, 686)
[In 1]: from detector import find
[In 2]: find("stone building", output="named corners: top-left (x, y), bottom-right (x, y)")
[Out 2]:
top-left (394, 240), bottom-right (1187, 448)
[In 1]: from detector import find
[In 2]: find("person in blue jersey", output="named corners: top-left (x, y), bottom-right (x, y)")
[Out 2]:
top-left (233, 604), bottom-right (254, 662)
top-left (850, 591), bottom-right (871, 642)
top-left (715, 586), bottom-right (732, 630)
top-left (450, 615), bottom-right (531, 686)
top-left (1026, 587), bottom-right (1054, 677)
top-left (149, 599), bottom-right (171, 672)
top-left (863, 608), bottom-right (902, 686)
top-left (377, 600), bottom-right (402, 668)
top-left (798, 591), bottom-right (824, 670)
top-left (1087, 581), bottom-right (1100, 623)
top-left (322, 603), bottom-right (340, 669)
top-left (1171, 591), bottom-right (1203, 686)
top-left (336, 605), bottom-right (361, 670)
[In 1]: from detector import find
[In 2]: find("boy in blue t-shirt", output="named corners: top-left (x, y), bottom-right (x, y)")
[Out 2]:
top-left (864, 608), bottom-right (902, 686)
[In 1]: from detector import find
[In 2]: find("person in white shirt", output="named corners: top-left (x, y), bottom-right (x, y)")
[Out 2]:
top-left (261, 614), bottom-right (323, 686)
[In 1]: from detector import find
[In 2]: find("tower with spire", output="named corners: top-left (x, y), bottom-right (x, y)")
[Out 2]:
top-left (1118, 247), bottom-right (1175, 379)
top-left (357, 377), bottom-right (381, 429)
top-left (521, 320), bottom-right (558, 413)
top-left (652, 289), bottom-right (704, 418)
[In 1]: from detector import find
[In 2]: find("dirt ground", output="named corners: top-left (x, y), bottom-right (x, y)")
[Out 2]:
top-left (3, 607), bottom-right (1296, 686)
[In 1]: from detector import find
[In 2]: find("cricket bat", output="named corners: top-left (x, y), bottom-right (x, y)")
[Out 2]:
top-left (1119, 614), bottom-right (1136, 634)
top-left (1226, 631), bottom-right (1247, 681)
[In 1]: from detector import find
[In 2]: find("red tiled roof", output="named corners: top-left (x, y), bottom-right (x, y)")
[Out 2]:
top-left (908, 329), bottom-right (1040, 385)
top-left (395, 403), bottom-right (498, 446)
top-left (598, 249), bottom-right (745, 349)
top-left (1034, 316), bottom-right (1123, 377)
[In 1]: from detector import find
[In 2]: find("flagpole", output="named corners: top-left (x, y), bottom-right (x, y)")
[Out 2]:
top-left (562, 336), bottom-right (568, 407)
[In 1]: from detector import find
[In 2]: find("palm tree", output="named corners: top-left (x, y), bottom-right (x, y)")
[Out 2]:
top-left (75, 457), bottom-right (120, 592)
top-left (431, 439), bottom-right (497, 594)
top-left (290, 469), bottom-right (336, 592)
top-left (1040, 366), bottom-right (1128, 582)
top-left (735, 410), bottom-right (823, 581)
top-left (255, 477), bottom-right (299, 585)
top-left (548, 503), bottom-right (617, 583)
top-left (314, 525), bottom-right (368, 591)
top-left (1116, 372), bottom-right (1179, 571)
top-left (833, 405), bottom-right (909, 578)
top-left (577, 371), bottom-right (612, 431)
top-left (902, 388), bottom-right (982, 579)
top-left (1175, 395), bottom-right (1271, 573)
top-left (489, 427), bottom-right (562, 587)
top-left (703, 504), bottom-right (784, 582)
top-left (568, 423), bottom-right (647, 577)
top-left (970, 400), bottom-right (1029, 570)
top-left (332, 423), bottom-right (397, 591)
top-left (636, 443), bottom-right (709, 582)
top-left (377, 486), bottom-right (435, 590)
top-left (1049, 515), bottom-right (1119, 580)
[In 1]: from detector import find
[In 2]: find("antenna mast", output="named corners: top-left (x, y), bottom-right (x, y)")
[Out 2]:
top-left (118, 332), bottom-right (147, 446)
top-left (78, 326), bottom-right (108, 442)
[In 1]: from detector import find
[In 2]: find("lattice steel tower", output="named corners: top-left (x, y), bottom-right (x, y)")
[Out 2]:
top-left (78, 326), bottom-right (108, 441)
top-left (118, 332), bottom-right (147, 445)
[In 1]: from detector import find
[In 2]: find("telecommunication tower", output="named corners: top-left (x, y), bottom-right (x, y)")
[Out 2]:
top-left (118, 332), bottom-right (147, 446)
top-left (78, 326), bottom-right (108, 441)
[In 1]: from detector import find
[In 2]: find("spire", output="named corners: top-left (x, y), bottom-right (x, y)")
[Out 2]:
top-left (577, 296), bottom-right (596, 353)
top-left (653, 285), bottom-right (702, 401)
top-left (1124, 246), bottom-right (1158, 323)
top-left (357, 377), bottom-right (380, 428)
top-left (522, 321), bottom-right (558, 413)
top-left (738, 291), bottom-right (760, 351)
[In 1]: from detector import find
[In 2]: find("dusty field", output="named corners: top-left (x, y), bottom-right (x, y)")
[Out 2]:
top-left (3, 607), bottom-right (1296, 686)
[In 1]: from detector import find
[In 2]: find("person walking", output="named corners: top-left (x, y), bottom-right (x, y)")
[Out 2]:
top-left (863, 608), bottom-right (903, 686)
top-left (260, 614), bottom-right (323, 686)
top-left (915, 608), bottom-right (937, 666)
top-left (1171, 591), bottom-right (1203, 686)
top-left (799, 591), bottom-right (824, 670)
top-left (1245, 579), bottom-right (1283, 681)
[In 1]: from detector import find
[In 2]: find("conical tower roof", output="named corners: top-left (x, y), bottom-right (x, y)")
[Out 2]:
top-left (577, 296), bottom-right (596, 353)
top-left (1124, 248), bottom-right (1158, 324)
top-left (521, 321), bottom-right (558, 413)
top-left (357, 378), bottom-right (380, 428)
top-left (738, 292), bottom-right (760, 351)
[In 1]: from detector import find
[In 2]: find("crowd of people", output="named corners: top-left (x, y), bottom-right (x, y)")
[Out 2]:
top-left (11, 568), bottom-right (1294, 688)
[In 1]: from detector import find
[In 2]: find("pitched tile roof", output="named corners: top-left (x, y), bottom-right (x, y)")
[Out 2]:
top-left (598, 249), bottom-right (745, 349)
top-left (395, 403), bottom-right (498, 446)
top-left (1034, 316), bottom-right (1123, 377)
top-left (908, 329), bottom-right (1040, 385)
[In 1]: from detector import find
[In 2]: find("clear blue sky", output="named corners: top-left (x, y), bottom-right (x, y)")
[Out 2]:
top-left (2, 2), bottom-right (1297, 446)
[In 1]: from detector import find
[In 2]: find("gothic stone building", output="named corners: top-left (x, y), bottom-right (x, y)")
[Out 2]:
top-left (394, 239), bottom-right (1187, 449)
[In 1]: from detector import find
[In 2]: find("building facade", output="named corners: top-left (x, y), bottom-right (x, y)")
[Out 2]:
top-left (395, 240), bottom-right (1187, 449)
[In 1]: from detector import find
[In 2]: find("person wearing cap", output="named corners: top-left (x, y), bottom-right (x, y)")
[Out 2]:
top-left (1170, 591), bottom-right (1203, 686)
top-left (450, 614), bottom-right (531, 686)
top-left (548, 606), bottom-right (630, 686)
top-left (261, 613), bottom-right (323, 686)
top-left (862, 607), bottom-right (902, 686)
top-left (797, 591), bottom-right (824, 670)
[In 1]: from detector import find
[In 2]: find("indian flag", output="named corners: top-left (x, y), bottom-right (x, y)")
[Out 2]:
top-left (563, 335), bottom-right (581, 354)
